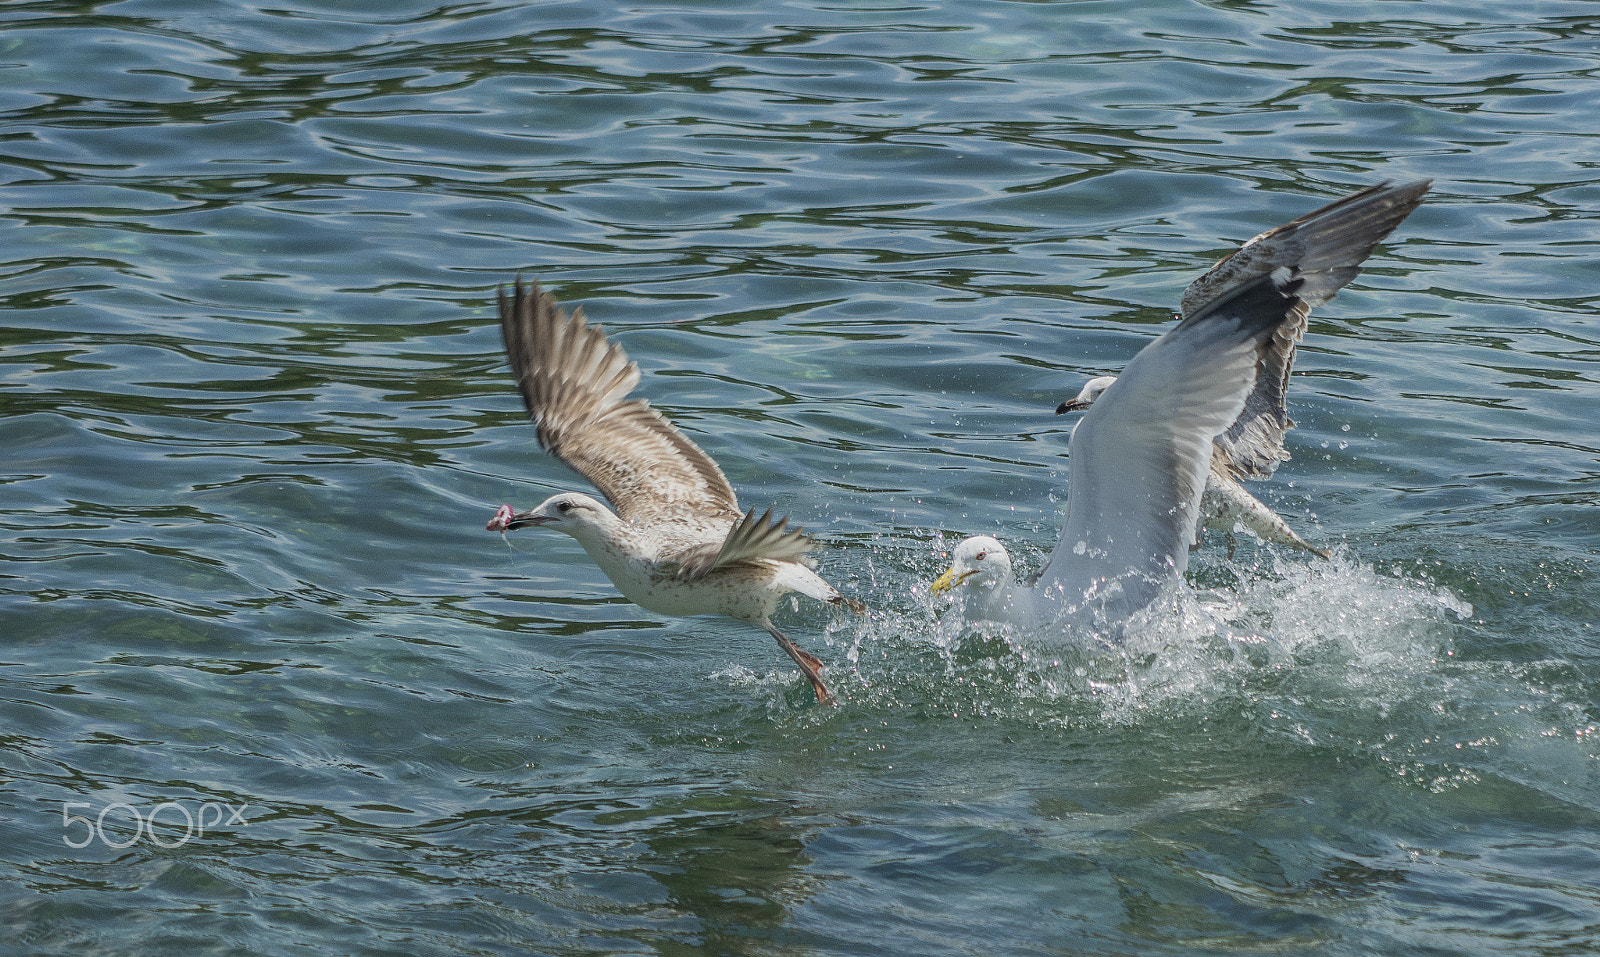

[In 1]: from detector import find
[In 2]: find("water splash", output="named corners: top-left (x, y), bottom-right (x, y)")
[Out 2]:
top-left (839, 543), bottom-right (1452, 708)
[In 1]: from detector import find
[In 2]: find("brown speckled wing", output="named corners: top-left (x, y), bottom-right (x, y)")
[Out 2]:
top-left (674, 507), bottom-right (814, 581)
top-left (497, 278), bottom-right (743, 527)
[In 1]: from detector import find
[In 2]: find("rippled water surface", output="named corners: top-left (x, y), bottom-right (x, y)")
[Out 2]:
top-left (4, 1), bottom-right (1599, 954)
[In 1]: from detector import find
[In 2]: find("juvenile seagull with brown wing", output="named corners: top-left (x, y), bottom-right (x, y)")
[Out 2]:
top-left (486, 280), bottom-right (860, 702)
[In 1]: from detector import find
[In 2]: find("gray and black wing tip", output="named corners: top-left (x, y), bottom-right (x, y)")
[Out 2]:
top-left (1343, 177), bottom-right (1432, 236)
top-left (1376, 177), bottom-right (1433, 203)
top-left (1183, 264), bottom-right (1308, 337)
top-left (1341, 177), bottom-right (1431, 204)
top-left (1362, 177), bottom-right (1432, 249)
top-left (1302, 178), bottom-right (1432, 260)
top-left (1290, 178), bottom-right (1432, 232)
top-left (1236, 178), bottom-right (1433, 313)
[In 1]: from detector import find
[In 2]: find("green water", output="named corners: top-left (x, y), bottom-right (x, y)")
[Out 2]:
top-left (3, 1), bottom-right (1598, 954)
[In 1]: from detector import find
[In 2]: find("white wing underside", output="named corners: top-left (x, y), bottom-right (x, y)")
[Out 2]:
top-left (1012, 180), bottom-right (1431, 630)
top-left (1032, 271), bottom-right (1300, 624)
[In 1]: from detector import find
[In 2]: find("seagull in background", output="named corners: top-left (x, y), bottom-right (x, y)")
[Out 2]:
top-left (932, 180), bottom-right (1431, 630)
top-left (486, 279), bottom-right (861, 702)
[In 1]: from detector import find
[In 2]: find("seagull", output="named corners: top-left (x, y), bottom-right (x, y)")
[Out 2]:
top-left (931, 180), bottom-right (1431, 631)
top-left (485, 279), bottom-right (862, 702)
top-left (1057, 376), bottom-right (1329, 560)
top-left (1054, 181), bottom-right (1362, 561)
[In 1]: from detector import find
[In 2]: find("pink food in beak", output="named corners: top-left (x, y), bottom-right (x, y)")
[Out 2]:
top-left (486, 504), bottom-right (514, 532)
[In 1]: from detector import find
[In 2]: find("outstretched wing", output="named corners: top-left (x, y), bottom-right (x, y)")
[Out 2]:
top-left (1181, 180), bottom-right (1432, 479)
top-left (498, 278), bottom-right (743, 527)
top-left (1035, 180), bottom-right (1431, 620)
top-left (1037, 268), bottom-right (1310, 620)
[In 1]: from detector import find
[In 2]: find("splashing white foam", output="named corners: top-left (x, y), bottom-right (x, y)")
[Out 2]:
top-left (840, 541), bottom-right (1475, 731)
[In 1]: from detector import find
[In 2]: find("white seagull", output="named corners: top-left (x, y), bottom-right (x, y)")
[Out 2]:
top-left (932, 180), bottom-right (1431, 631)
top-left (486, 279), bottom-right (861, 702)
top-left (1056, 376), bottom-right (1329, 559)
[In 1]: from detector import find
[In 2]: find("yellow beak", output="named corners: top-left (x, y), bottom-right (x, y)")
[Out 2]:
top-left (930, 566), bottom-right (976, 595)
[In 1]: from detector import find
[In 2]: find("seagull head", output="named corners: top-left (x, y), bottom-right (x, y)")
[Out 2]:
top-left (930, 535), bottom-right (1015, 596)
top-left (487, 492), bottom-right (611, 535)
top-left (1055, 375), bottom-right (1117, 414)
